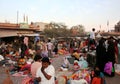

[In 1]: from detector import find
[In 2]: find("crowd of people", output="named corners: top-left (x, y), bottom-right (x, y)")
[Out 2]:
top-left (0, 28), bottom-right (120, 84)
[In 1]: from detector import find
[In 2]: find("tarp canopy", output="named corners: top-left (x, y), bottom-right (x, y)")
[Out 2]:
top-left (0, 30), bottom-right (18, 37)
top-left (17, 33), bottom-right (39, 36)
top-left (0, 29), bottom-right (39, 38)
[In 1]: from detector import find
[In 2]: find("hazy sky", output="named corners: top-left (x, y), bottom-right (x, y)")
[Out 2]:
top-left (0, 0), bottom-right (120, 31)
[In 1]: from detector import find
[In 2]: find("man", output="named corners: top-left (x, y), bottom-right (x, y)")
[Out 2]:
top-left (36, 57), bottom-right (55, 84)
top-left (90, 28), bottom-right (95, 41)
top-left (88, 28), bottom-right (96, 51)
top-left (47, 39), bottom-right (53, 58)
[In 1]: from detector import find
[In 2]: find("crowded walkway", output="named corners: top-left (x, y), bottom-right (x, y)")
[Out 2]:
top-left (0, 36), bottom-right (120, 84)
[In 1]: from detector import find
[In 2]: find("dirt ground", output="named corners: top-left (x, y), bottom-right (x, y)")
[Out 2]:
top-left (0, 55), bottom-right (120, 84)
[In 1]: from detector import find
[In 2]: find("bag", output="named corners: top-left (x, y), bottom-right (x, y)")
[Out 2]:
top-left (104, 62), bottom-right (112, 75)
top-left (112, 67), bottom-right (115, 72)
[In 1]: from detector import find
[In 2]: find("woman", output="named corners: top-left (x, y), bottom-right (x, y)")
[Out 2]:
top-left (96, 38), bottom-right (107, 72)
top-left (106, 37), bottom-right (115, 77)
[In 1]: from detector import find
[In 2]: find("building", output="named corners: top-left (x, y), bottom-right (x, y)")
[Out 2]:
top-left (0, 22), bottom-right (39, 38)
top-left (115, 21), bottom-right (120, 32)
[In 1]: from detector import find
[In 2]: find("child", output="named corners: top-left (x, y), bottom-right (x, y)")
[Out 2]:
top-left (91, 70), bottom-right (102, 84)
top-left (91, 67), bottom-right (106, 84)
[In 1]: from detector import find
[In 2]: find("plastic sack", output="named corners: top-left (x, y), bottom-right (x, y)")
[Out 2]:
top-left (104, 62), bottom-right (112, 75)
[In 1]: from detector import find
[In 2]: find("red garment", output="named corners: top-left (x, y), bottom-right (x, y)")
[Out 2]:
top-left (25, 49), bottom-right (29, 55)
top-left (21, 64), bottom-right (31, 71)
top-left (115, 46), bottom-right (118, 56)
top-left (92, 77), bottom-right (101, 84)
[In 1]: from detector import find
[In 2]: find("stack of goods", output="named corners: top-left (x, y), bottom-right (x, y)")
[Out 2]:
top-left (60, 57), bottom-right (69, 71)
top-left (68, 69), bottom-right (91, 84)
top-left (73, 56), bottom-right (88, 71)
top-left (58, 48), bottom-right (68, 55)
top-left (78, 56), bottom-right (88, 69)
top-left (18, 58), bottom-right (26, 68)
top-left (72, 52), bottom-right (80, 60)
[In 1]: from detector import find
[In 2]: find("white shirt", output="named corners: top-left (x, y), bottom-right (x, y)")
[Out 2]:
top-left (36, 65), bottom-right (55, 84)
top-left (47, 42), bottom-right (53, 50)
top-left (90, 31), bottom-right (95, 39)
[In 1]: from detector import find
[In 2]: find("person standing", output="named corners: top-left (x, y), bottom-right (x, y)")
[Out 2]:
top-left (88, 28), bottom-right (96, 51)
top-left (41, 40), bottom-right (48, 57)
top-left (47, 39), bottom-right (53, 58)
top-left (70, 39), bottom-right (74, 53)
top-left (53, 41), bottom-right (58, 55)
top-left (106, 37), bottom-right (116, 77)
top-left (20, 41), bottom-right (27, 58)
top-left (35, 40), bottom-right (42, 55)
top-left (96, 38), bottom-right (107, 72)
top-left (36, 57), bottom-right (55, 84)
top-left (90, 28), bottom-right (95, 43)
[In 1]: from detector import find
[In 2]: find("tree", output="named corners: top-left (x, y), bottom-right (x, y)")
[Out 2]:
top-left (70, 24), bottom-right (85, 36)
top-left (44, 22), bottom-right (70, 38)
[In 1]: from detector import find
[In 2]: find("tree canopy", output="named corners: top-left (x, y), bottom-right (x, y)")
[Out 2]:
top-left (43, 22), bottom-right (85, 38)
